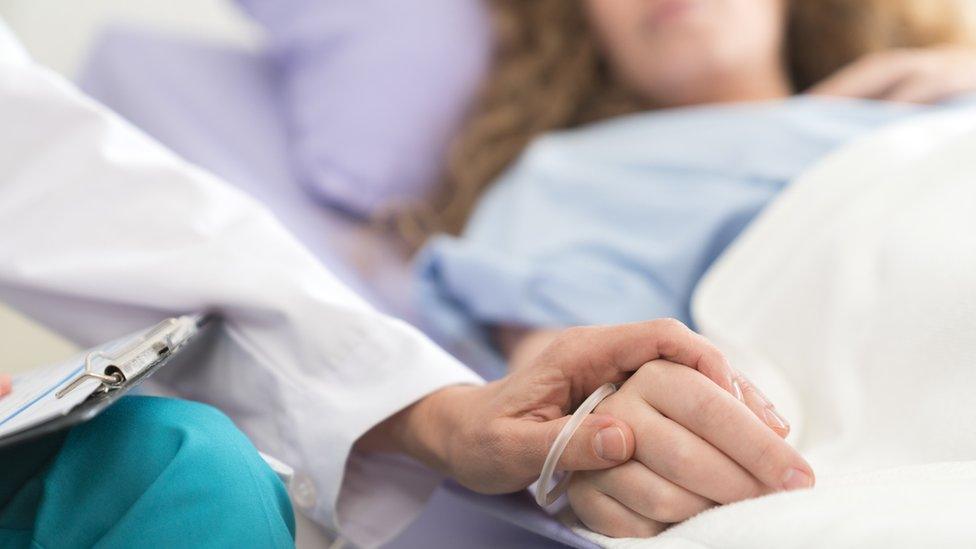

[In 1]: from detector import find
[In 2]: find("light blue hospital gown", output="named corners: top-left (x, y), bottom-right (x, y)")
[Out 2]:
top-left (415, 97), bottom-right (938, 377)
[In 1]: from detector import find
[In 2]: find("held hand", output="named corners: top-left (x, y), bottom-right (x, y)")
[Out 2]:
top-left (0, 374), bottom-right (10, 398)
top-left (363, 319), bottom-right (742, 493)
top-left (567, 360), bottom-right (814, 538)
top-left (809, 47), bottom-right (976, 104)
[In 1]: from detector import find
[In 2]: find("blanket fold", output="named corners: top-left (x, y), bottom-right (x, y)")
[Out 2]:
top-left (581, 107), bottom-right (976, 548)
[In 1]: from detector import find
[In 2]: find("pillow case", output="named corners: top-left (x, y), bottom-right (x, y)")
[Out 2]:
top-left (237, 0), bottom-right (491, 216)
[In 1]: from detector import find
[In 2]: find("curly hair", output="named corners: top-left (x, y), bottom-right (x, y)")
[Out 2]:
top-left (406, 0), bottom-right (975, 240)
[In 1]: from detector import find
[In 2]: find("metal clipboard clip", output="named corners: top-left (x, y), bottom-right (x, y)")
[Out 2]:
top-left (55, 315), bottom-right (201, 399)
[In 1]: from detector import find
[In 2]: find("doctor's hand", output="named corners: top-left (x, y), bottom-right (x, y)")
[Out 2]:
top-left (566, 360), bottom-right (814, 538)
top-left (362, 320), bottom-right (743, 494)
top-left (809, 46), bottom-right (976, 104)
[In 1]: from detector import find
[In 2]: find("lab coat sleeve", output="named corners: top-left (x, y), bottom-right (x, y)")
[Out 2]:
top-left (0, 32), bottom-right (483, 547)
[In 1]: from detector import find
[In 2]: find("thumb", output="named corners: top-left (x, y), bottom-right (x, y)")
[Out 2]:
top-left (519, 414), bottom-right (635, 475)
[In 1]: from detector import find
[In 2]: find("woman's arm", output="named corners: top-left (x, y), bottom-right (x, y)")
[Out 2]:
top-left (0, 39), bottom-right (482, 547)
top-left (809, 47), bottom-right (976, 104)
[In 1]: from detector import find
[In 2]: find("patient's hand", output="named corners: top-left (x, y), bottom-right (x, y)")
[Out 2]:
top-left (0, 374), bottom-right (10, 398)
top-left (810, 46), bottom-right (976, 104)
top-left (567, 360), bottom-right (814, 538)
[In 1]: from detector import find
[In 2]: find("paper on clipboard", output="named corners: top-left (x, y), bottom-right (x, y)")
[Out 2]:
top-left (0, 315), bottom-right (202, 441)
top-left (0, 353), bottom-right (101, 438)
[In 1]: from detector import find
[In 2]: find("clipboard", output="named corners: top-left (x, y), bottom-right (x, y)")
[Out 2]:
top-left (0, 314), bottom-right (213, 449)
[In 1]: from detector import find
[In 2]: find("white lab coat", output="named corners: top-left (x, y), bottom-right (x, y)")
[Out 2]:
top-left (0, 20), bottom-right (482, 547)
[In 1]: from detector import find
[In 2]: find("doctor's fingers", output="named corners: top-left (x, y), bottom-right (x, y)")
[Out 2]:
top-left (511, 412), bottom-right (636, 476)
top-left (597, 387), bottom-right (769, 504)
top-left (634, 361), bottom-right (815, 493)
top-left (567, 477), bottom-right (668, 539)
top-left (538, 320), bottom-right (737, 398)
top-left (577, 461), bottom-right (716, 524)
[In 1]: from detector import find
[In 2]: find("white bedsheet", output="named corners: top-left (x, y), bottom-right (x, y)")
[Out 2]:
top-left (581, 107), bottom-right (976, 547)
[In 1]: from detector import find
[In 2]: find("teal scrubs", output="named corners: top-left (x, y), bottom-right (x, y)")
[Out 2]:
top-left (0, 397), bottom-right (295, 548)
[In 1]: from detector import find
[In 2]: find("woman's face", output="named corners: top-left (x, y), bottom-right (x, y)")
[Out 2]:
top-left (583, 0), bottom-right (791, 107)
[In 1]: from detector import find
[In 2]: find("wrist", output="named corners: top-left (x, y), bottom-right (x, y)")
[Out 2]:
top-left (357, 384), bottom-right (479, 476)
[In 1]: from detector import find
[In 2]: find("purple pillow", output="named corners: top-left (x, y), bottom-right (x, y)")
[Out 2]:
top-left (236, 0), bottom-right (491, 216)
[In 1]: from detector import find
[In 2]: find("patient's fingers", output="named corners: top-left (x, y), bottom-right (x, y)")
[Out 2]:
top-left (599, 391), bottom-right (768, 504)
top-left (582, 461), bottom-right (716, 523)
top-left (567, 477), bottom-right (667, 538)
top-left (734, 371), bottom-right (790, 439)
top-left (639, 361), bottom-right (815, 492)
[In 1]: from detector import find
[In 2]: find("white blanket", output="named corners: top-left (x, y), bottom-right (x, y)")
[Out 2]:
top-left (580, 106), bottom-right (976, 548)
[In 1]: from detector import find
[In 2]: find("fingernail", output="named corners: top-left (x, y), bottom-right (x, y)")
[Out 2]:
top-left (782, 468), bottom-right (814, 491)
top-left (731, 379), bottom-right (744, 402)
top-left (763, 407), bottom-right (790, 432)
top-left (594, 427), bottom-right (627, 461)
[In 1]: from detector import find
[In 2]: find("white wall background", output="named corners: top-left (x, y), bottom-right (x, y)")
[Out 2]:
top-left (0, 0), bottom-right (259, 78)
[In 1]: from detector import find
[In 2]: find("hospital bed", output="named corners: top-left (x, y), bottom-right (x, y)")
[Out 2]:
top-left (78, 26), bottom-right (588, 549)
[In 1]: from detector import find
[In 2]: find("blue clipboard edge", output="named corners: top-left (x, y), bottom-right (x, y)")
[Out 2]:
top-left (0, 315), bottom-right (214, 450)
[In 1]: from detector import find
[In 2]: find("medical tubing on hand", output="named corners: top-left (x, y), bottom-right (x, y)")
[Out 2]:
top-left (535, 383), bottom-right (617, 507)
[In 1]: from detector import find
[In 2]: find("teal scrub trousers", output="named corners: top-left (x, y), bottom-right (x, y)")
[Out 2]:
top-left (0, 396), bottom-right (295, 548)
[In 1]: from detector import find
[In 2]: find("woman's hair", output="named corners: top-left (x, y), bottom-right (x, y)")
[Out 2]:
top-left (415, 0), bottom-right (975, 238)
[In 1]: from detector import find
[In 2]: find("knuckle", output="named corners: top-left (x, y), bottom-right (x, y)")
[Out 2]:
top-left (646, 493), bottom-right (681, 523)
top-left (548, 326), bottom-right (597, 357)
top-left (561, 325), bottom-right (590, 341)
top-left (691, 384), bottom-right (727, 426)
top-left (668, 440), bottom-right (698, 469)
top-left (653, 317), bottom-right (687, 333)
top-left (545, 331), bottom-right (577, 356)
top-left (655, 438), bottom-right (696, 482)
top-left (632, 359), bottom-right (665, 383)
top-left (566, 473), bottom-right (596, 505)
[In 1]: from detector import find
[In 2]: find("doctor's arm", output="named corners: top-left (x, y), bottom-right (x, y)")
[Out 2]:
top-left (0, 38), bottom-right (482, 546)
top-left (0, 23), bottom-right (804, 544)
top-left (0, 29), bottom-right (665, 545)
